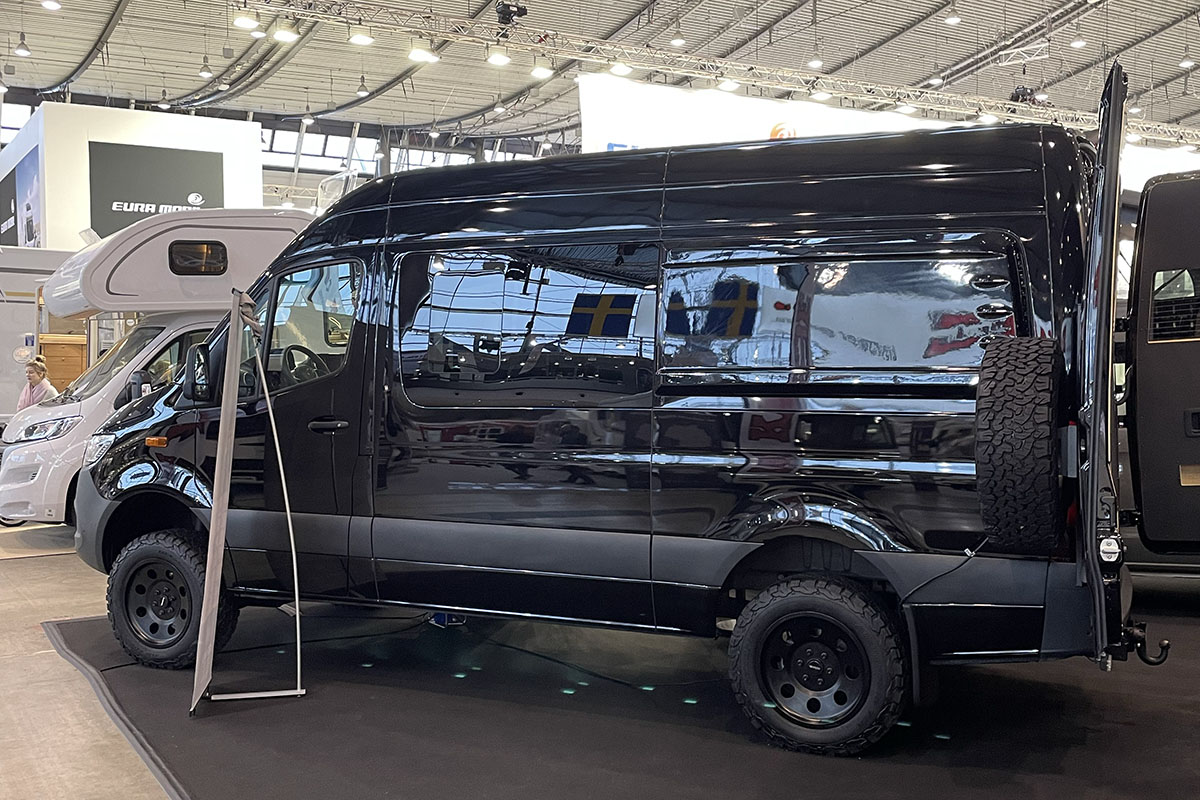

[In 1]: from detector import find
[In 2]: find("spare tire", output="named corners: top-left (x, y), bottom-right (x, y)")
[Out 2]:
top-left (975, 336), bottom-right (1063, 554)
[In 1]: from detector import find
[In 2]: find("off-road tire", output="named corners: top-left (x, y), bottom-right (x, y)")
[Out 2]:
top-left (107, 528), bottom-right (239, 669)
top-left (975, 336), bottom-right (1063, 554)
top-left (728, 577), bottom-right (906, 756)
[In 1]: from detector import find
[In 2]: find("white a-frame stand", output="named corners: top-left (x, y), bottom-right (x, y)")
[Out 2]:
top-left (190, 290), bottom-right (305, 713)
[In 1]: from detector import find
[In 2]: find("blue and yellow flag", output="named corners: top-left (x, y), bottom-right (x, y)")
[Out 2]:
top-left (703, 280), bottom-right (758, 337)
top-left (566, 293), bottom-right (636, 337)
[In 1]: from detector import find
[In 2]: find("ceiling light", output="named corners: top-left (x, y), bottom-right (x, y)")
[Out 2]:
top-left (1070, 35), bottom-right (1086, 48)
top-left (198, 56), bottom-right (213, 79)
top-left (14, 33), bottom-right (32, 58)
top-left (493, 97), bottom-right (507, 113)
top-left (356, 75), bottom-right (369, 97)
top-left (281, 197), bottom-right (295, 209)
top-left (670, 34), bottom-right (686, 47)
top-left (41, 0), bottom-right (62, 9)
top-left (250, 27), bottom-right (267, 39)
top-left (1034, 90), bottom-right (1049, 101)
top-left (348, 25), bottom-right (374, 46)
top-left (1182, 49), bottom-right (1197, 70)
top-left (977, 111), bottom-right (999, 124)
top-left (217, 80), bottom-right (231, 91)
top-left (409, 38), bottom-right (439, 63)
top-left (1126, 132), bottom-right (1142, 143)
top-left (896, 103), bottom-right (917, 114)
top-left (486, 46), bottom-right (512, 66)
top-left (302, 105), bottom-right (315, 126)
top-left (609, 61), bottom-right (633, 76)
top-left (274, 20), bottom-right (300, 43)
top-left (809, 90), bottom-right (833, 101)
top-left (1182, 143), bottom-right (1197, 152)
top-left (944, 3), bottom-right (961, 25)
top-left (1129, 104), bottom-right (1142, 114)
top-left (531, 56), bottom-right (554, 80)
top-left (233, 11), bottom-right (260, 29)
top-left (717, 77), bottom-right (740, 92)
top-left (429, 126), bottom-right (442, 140)
top-left (156, 89), bottom-right (171, 110)
top-left (928, 76), bottom-right (944, 86)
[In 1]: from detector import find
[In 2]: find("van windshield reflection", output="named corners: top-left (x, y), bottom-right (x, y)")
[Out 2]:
top-left (54, 326), bottom-right (165, 403)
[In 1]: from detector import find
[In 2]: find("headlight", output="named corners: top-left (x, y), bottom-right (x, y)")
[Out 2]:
top-left (10, 416), bottom-right (82, 444)
top-left (83, 434), bottom-right (116, 467)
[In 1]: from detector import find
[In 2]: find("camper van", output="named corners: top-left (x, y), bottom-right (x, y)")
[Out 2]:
top-left (0, 209), bottom-right (310, 524)
top-left (74, 67), bottom-right (1186, 754)
top-left (0, 246), bottom-right (74, 426)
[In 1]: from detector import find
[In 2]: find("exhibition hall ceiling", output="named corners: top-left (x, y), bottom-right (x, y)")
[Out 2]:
top-left (4, 0), bottom-right (1200, 141)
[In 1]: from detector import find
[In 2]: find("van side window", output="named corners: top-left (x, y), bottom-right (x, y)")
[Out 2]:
top-left (262, 261), bottom-right (361, 391)
top-left (1149, 269), bottom-right (1200, 342)
top-left (145, 329), bottom-right (211, 387)
top-left (660, 255), bottom-right (1016, 375)
top-left (395, 244), bottom-right (657, 407)
top-left (168, 241), bottom-right (229, 275)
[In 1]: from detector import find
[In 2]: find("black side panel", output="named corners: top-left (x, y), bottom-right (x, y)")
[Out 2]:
top-left (224, 509), bottom-right (350, 598)
top-left (913, 606), bottom-right (1045, 662)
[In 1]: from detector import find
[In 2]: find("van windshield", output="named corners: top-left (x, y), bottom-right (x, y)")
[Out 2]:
top-left (57, 325), bottom-right (165, 402)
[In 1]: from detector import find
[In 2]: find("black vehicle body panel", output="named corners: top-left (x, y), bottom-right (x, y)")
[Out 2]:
top-left (77, 124), bottom-right (1098, 665)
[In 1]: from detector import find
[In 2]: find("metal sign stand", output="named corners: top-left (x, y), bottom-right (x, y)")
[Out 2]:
top-left (190, 290), bottom-right (305, 713)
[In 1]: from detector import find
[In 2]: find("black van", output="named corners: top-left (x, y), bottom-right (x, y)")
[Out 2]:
top-left (74, 66), bottom-right (1185, 754)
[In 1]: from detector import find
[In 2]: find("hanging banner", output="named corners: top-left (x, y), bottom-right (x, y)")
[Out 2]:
top-left (88, 142), bottom-right (225, 238)
top-left (578, 73), bottom-right (951, 153)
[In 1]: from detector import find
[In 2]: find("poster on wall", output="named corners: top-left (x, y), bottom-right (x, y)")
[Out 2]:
top-left (88, 142), bottom-right (224, 238)
top-left (0, 169), bottom-right (15, 246)
top-left (14, 148), bottom-right (42, 247)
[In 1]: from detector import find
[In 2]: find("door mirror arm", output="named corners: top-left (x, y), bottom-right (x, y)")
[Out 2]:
top-left (183, 343), bottom-right (212, 403)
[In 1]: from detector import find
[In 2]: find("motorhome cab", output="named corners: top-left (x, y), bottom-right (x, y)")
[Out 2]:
top-left (74, 66), bottom-right (1183, 754)
top-left (0, 209), bottom-right (310, 524)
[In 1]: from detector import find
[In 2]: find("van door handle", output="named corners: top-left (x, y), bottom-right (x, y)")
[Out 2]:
top-left (308, 418), bottom-right (349, 434)
top-left (975, 302), bottom-right (1014, 320)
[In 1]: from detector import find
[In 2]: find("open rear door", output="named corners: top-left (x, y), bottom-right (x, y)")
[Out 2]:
top-left (1126, 172), bottom-right (1200, 552)
top-left (1077, 63), bottom-right (1127, 661)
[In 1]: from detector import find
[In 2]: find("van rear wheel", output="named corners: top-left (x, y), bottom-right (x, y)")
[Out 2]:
top-left (107, 528), bottom-right (239, 669)
top-left (728, 577), bottom-right (906, 756)
top-left (975, 336), bottom-right (1064, 554)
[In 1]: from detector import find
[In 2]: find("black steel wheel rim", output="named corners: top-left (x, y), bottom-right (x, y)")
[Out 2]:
top-left (759, 611), bottom-right (870, 727)
top-left (124, 559), bottom-right (192, 648)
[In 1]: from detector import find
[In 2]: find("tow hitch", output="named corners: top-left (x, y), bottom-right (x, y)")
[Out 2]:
top-left (1124, 621), bottom-right (1171, 666)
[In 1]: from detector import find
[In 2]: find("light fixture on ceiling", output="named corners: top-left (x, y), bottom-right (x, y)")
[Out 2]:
top-left (809, 89), bottom-right (833, 101)
top-left (1129, 104), bottom-right (1142, 114)
top-left (274, 19), bottom-right (300, 43)
top-left (1182, 142), bottom-right (1198, 152)
top-left (670, 20), bottom-right (685, 47)
top-left (41, 0), bottom-right (61, 10)
top-left (977, 111), bottom-right (999, 124)
top-left (429, 126), bottom-right (442, 140)
top-left (486, 45), bottom-right (512, 66)
top-left (928, 75), bottom-right (944, 86)
top-left (198, 56), bottom-right (213, 79)
top-left (944, 2), bottom-right (961, 25)
top-left (356, 75), bottom-right (369, 97)
top-left (1126, 132), bottom-right (1142, 143)
top-left (280, 193), bottom-right (295, 209)
top-left (531, 55), bottom-right (554, 80)
top-left (156, 89), bottom-right (171, 110)
top-left (717, 77), bottom-right (740, 92)
top-left (493, 97), bottom-right (506, 114)
top-left (348, 24), bottom-right (374, 46)
top-left (14, 33), bottom-right (32, 58)
top-left (233, 9), bottom-right (260, 29)
top-left (609, 61), bottom-right (633, 76)
top-left (1070, 22), bottom-right (1086, 48)
top-left (1034, 90), bottom-right (1049, 101)
top-left (302, 104), bottom-right (315, 126)
top-left (1181, 47), bottom-right (1196, 70)
top-left (250, 26), bottom-right (267, 39)
top-left (217, 80), bottom-right (231, 91)
top-left (807, 55), bottom-right (823, 70)
top-left (896, 103), bottom-right (917, 114)
top-left (409, 38), bottom-right (439, 62)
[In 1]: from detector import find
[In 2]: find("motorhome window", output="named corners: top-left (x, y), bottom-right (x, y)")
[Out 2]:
top-left (659, 255), bottom-right (1016, 374)
top-left (1149, 269), bottom-right (1200, 342)
top-left (395, 244), bottom-right (657, 407)
top-left (168, 241), bottom-right (229, 275)
top-left (60, 325), bottom-right (165, 401)
top-left (261, 261), bottom-right (362, 391)
top-left (146, 329), bottom-right (211, 388)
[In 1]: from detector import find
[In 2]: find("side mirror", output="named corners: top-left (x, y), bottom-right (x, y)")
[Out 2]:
top-left (114, 370), bottom-right (152, 410)
top-left (183, 343), bottom-right (212, 402)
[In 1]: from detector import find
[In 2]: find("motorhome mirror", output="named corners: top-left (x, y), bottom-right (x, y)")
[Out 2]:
top-left (115, 370), bottom-right (153, 410)
top-left (183, 343), bottom-right (212, 402)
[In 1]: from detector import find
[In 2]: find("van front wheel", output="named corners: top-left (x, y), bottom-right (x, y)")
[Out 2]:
top-left (107, 528), bottom-right (239, 669)
top-left (728, 577), bottom-right (905, 755)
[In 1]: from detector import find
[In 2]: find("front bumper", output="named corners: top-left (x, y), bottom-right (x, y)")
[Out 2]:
top-left (0, 436), bottom-right (82, 522)
top-left (73, 468), bottom-right (116, 574)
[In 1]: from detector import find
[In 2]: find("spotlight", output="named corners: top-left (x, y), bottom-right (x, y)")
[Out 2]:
top-left (1129, 105), bottom-right (1142, 114)
top-left (928, 76), bottom-right (944, 86)
top-left (41, 0), bottom-right (61, 9)
top-left (496, 0), bottom-right (527, 25)
top-left (1126, 132), bottom-right (1142, 143)
top-left (357, 75), bottom-right (370, 97)
top-left (274, 20), bottom-right (300, 43)
top-left (250, 27), bottom-right (267, 39)
top-left (1182, 143), bottom-right (1198, 152)
top-left (281, 196), bottom-right (295, 209)
top-left (807, 57), bottom-right (823, 70)
top-left (493, 98), bottom-right (506, 114)
top-left (217, 80), bottom-right (231, 91)
top-left (14, 32), bottom-right (32, 58)
top-left (944, 2), bottom-right (961, 25)
top-left (896, 103), bottom-right (917, 114)
top-left (302, 105), bottom-right (315, 126)
top-left (977, 111), bottom-right (999, 124)
top-left (156, 89), bottom-right (171, 110)
top-left (670, 34), bottom-right (685, 47)
top-left (1182, 49), bottom-right (1196, 70)
top-left (348, 25), bottom-right (374, 46)
top-left (809, 90), bottom-right (833, 101)
top-left (233, 10), bottom-right (260, 29)
top-left (609, 62), bottom-right (632, 76)
top-left (429, 127), bottom-right (442, 140)
top-left (487, 46), bottom-right (512, 66)
top-left (198, 56), bottom-right (214, 79)
top-left (530, 56), bottom-right (554, 80)
top-left (717, 77), bottom-right (740, 92)
top-left (1070, 35), bottom-right (1086, 48)
top-left (409, 38), bottom-right (439, 63)
top-left (1034, 90), bottom-right (1049, 102)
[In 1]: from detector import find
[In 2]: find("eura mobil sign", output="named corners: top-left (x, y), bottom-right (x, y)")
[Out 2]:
top-left (88, 142), bottom-right (225, 237)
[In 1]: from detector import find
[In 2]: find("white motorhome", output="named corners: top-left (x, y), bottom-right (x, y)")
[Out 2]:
top-left (0, 209), bottom-right (310, 524)
top-left (0, 246), bottom-right (75, 425)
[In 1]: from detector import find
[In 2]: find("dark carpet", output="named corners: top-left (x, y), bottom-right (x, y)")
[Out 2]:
top-left (46, 578), bottom-right (1200, 800)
